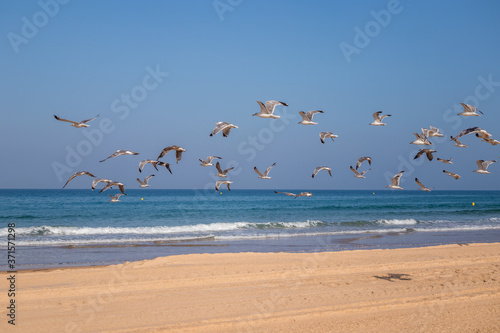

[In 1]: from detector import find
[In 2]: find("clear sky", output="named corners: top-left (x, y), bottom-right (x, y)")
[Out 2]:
top-left (1, 0), bottom-right (499, 190)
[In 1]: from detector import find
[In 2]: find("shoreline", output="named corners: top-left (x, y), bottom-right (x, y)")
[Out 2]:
top-left (4, 242), bottom-right (500, 332)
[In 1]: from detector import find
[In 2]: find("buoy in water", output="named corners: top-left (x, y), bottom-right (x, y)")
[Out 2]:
top-left (472, 202), bottom-right (475, 206)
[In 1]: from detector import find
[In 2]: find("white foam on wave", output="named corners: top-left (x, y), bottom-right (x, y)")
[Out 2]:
top-left (377, 219), bottom-right (418, 225)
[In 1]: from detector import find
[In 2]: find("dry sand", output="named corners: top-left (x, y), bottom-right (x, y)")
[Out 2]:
top-left (3, 243), bottom-right (500, 332)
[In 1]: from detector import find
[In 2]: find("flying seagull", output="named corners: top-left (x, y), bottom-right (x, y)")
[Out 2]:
top-left (215, 180), bottom-right (232, 191)
top-left (443, 170), bottom-right (460, 180)
top-left (369, 111), bottom-right (391, 126)
top-left (274, 191), bottom-right (298, 197)
top-left (319, 131), bottom-right (338, 144)
top-left (415, 178), bottom-right (431, 192)
top-left (215, 162), bottom-right (234, 178)
top-left (450, 136), bottom-right (467, 148)
top-left (100, 181), bottom-right (126, 194)
top-left (350, 166), bottom-right (370, 178)
top-left (253, 100), bottom-right (288, 119)
top-left (210, 122), bottom-right (238, 137)
top-left (62, 171), bottom-right (96, 188)
top-left (99, 150), bottom-right (139, 163)
top-left (414, 149), bottom-right (436, 161)
top-left (476, 134), bottom-right (500, 146)
top-left (137, 175), bottom-right (155, 187)
top-left (254, 163), bottom-right (276, 179)
top-left (456, 127), bottom-right (491, 139)
top-left (437, 158), bottom-right (453, 164)
top-left (54, 114), bottom-right (99, 128)
top-left (109, 193), bottom-right (125, 202)
top-left (157, 145), bottom-right (186, 164)
top-left (296, 192), bottom-right (313, 198)
top-left (458, 103), bottom-right (483, 116)
top-left (312, 166), bottom-right (332, 178)
top-left (199, 156), bottom-right (222, 167)
top-left (473, 160), bottom-right (496, 174)
top-left (139, 159), bottom-right (171, 174)
top-left (421, 126), bottom-right (444, 137)
top-left (298, 110), bottom-right (324, 125)
top-left (356, 156), bottom-right (372, 170)
top-left (91, 178), bottom-right (112, 191)
top-left (386, 170), bottom-right (404, 190)
top-left (410, 133), bottom-right (431, 145)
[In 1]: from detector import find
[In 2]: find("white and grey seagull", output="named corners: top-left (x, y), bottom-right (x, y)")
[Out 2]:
top-left (91, 178), bottom-right (112, 191)
top-left (54, 114), bottom-right (99, 128)
top-left (410, 133), bottom-right (431, 145)
top-left (421, 126), bottom-right (444, 137)
top-left (369, 111), bottom-right (391, 126)
top-left (456, 127), bottom-right (491, 139)
top-left (100, 181), bottom-right (126, 194)
top-left (312, 166), bottom-right (332, 178)
top-left (210, 122), bottom-right (238, 137)
top-left (215, 180), bottom-right (232, 191)
top-left (298, 110), bottom-right (324, 125)
top-left (137, 175), bottom-right (155, 187)
top-left (415, 178), bottom-right (431, 192)
top-left (473, 160), bottom-right (496, 174)
top-left (109, 193), bottom-right (125, 202)
top-left (386, 170), bottom-right (404, 190)
top-left (139, 159), bottom-right (171, 174)
top-left (319, 131), bottom-right (338, 144)
top-left (458, 103), bottom-right (483, 116)
top-left (100, 150), bottom-right (139, 162)
top-left (450, 136), bottom-right (467, 148)
top-left (215, 162), bottom-right (234, 178)
top-left (62, 171), bottom-right (96, 188)
top-left (356, 156), bottom-right (372, 170)
top-left (350, 166), bottom-right (370, 178)
top-left (437, 158), bottom-right (453, 164)
top-left (443, 170), bottom-right (460, 180)
top-left (253, 100), bottom-right (288, 119)
top-left (254, 163), bottom-right (276, 179)
top-left (199, 156), bottom-right (222, 167)
top-left (157, 145), bottom-right (186, 164)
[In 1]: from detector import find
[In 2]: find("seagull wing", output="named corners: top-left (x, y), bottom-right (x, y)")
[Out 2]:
top-left (54, 115), bottom-right (79, 125)
top-left (265, 100), bottom-right (286, 114)
top-left (175, 150), bottom-right (184, 163)
top-left (256, 101), bottom-right (268, 114)
top-left (81, 114), bottom-right (100, 124)
top-left (372, 111), bottom-right (382, 121)
top-left (222, 125), bottom-right (234, 137)
top-left (414, 150), bottom-right (425, 160)
top-left (306, 110), bottom-right (324, 120)
top-left (299, 111), bottom-right (310, 121)
top-left (319, 132), bottom-right (326, 144)
top-left (392, 171), bottom-right (404, 186)
top-left (264, 163), bottom-right (276, 176)
top-left (254, 167), bottom-right (264, 177)
top-left (210, 122), bottom-right (228, 136)
top-left (145, 174), bottom-right (155, 182)
top-left (350, 166), bottom-right (360, 176)
top-left (215, 162), bottom-right (223, 174)
top-left (99, 151), bottom-right (119, 162)
top-left (415, 178), bottom-right (425, 189)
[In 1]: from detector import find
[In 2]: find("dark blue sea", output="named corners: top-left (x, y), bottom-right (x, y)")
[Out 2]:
top-left (1, 189), bottom-right (499, 269)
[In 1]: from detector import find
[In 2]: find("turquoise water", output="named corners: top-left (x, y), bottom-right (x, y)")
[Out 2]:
top-left (1, 189), bottom-right (499, 269)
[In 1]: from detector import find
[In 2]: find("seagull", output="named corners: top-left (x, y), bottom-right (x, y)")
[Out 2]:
top-left (456, 127), bottom-right (491, 139)
top-left (254, 163), bottom-right (276, 179)
top-left (253, 100), bottom-right (287, 119)
top-left (137, 175), bottom-right (155, 187)
top-left (215, 180), bottom-right (232, 191)
top-left (216, 162), bottom-right (234, 178)
top-left (443, 170), bottom-right (460, 180)
top-left (109, 193), bottom-right (125, 202)
top-left (421, 126), bottom-right (444, 137)
top-left (473, 160), bottom-right (496, 174)
top-left (319, 131), bottom-right (338, 144)
top-left (274, 191), bottom-right (298, 197)
top-left (54, 114), bottom-right (99, 128)
top-left (99, 150), bottom-right (139, 162)
top-left (386, 171), bottom-right (404, 190)
top-left (476, 134), bottom-right (500, 146)
top-left (157, 145), bottom-right (186, 164)
top-left (210, 122), bottom-right (238, 137)
top-left (100, 181), bottom-right (126, 194)
top-left (414, 149), bottom-right (436, 161)
top-left (458, 103), bottom-right (483, 116)
top-left (312, 166), bottom-right (332, 178)
top-left (298, 110), bottom-right (324, 125)
top-left (410, 133), bottom-right (431, 145)
top-left (91, 178), bottom-right (112, 191)
top-left (199, 156), bottom-right (222, 167)
top-left (450, 136), bottom-right (467, 148)
top-left (415, 178), bottom-right (431, 192)
top-left (62, 171), bottom-right (96, 188)
top-left (437, 158), bottom-right (453, 164)
top-left (369, 111), bottom-right (391, 126)
top-left (296, 192), bottom-right (313, 198)
top-left (356, 156), bottom-right (372, 170)
top-left (350, 166), bottom-right (370, 178)
top-left (139, 159), bottom-right (171, 173)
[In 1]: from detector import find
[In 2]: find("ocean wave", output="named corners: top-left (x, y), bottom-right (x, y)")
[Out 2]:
top-left (377, 219), bottom-right (418, 225)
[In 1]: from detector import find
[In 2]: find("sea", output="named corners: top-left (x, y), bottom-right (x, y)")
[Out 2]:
top-left (1, 189), bottom-right (499, 270)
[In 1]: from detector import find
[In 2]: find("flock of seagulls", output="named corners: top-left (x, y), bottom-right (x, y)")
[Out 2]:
top-left (54, 99), bottom-right (497, 201)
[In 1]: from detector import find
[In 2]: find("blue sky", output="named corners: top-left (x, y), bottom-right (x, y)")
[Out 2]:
top-left (1, 0), bottom-right (499, 190)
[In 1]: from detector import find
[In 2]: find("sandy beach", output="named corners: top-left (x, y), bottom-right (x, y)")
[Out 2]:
top-left (3, 243), bottom-right (500, 332)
